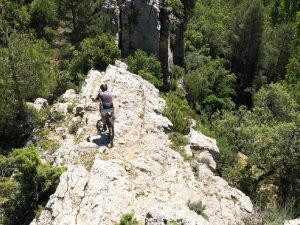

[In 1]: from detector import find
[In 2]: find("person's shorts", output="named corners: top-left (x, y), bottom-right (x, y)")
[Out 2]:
top-left (100, 107), bottom-right (114, 116)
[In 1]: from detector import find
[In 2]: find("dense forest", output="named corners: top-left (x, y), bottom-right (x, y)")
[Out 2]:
top-left (0, 0), bottom-right (299, 224)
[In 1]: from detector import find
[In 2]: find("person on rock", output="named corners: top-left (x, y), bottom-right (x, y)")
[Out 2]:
top-left (93, 84), bottom-right (115, 132)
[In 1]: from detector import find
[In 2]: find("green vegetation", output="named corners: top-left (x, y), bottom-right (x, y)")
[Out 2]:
top-left (40, 139), bottom-right (59, 153)
top-left (0, 0), bottom-right (116, 222)
top-left (187, 200), bottom-right (208, 220)
top-left (125, 49), bottom-right (163, 88)
top-left (116, 212), bottom-right (139, 225)
top-left (163, 90), bottom-right (193, 135)
top-left (1, 0), bottom-right (300, 222)
top-left (67, 103), bottom-right (76, 113)
top-left (181, 0), bottom-right (300, 217)
top-left (69, 120), bottom-right (81, 135)
top-left (0, 146), bottom-right (64, 225)
top-left (262, 203), bottom-right (296, 225)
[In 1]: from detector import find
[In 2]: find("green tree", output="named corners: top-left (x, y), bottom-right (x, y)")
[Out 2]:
top-left (184, 54), bottom-right (236, 115)
top-left (230, 0), bottom-right (265, 106)
top-left (30, 0), bottom-right (59, 38)
top-left (0, 146), bottom-right (64, 225)
top-left (68, 34), bottom-right (120, 85)
top-left (0, 33), bottom-right (55, 148)
top-left (60, 0), bottom-right (95, 43)
top-left (125, 49), bottom-right (163, 87)
top-left (272, 0), bottom-right (300, 24)
top-left (210, 83), bottom-right (300, 207)
top-left (184, 0), bottom-right (232, 57)
top-left (0, 0), bottom-right (30, 46)
top-left (258, 23), bottom-right (294, 84)
top-left (285, 55), bottom-right (300, 104)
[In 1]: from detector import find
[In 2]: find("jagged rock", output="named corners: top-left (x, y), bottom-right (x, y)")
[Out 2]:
top-left (188, 130), bottom-right (219, 160)
top-left (27, 98), bottom-right (48, 111)
top-left (284, 218), bottom-right (300, 225)
top-left (184, 145), bottom-right (193, 157)
top-left (61, 89), bottom-right (77, 102)
top-left (75, 103), bottom-right (85, 117)
top-left (102, 0), bottom-right (185, 90)
top-left (31, 62), bottom-right (254, 225)
top-left (145, 203), bottom-right (210, 225)
top-left (34, 98), bottom-right (48, 107)
top-left (51, 103), bottom-right (68, 115)
top-left (196, 150), bottom-right (217, 170)
top-left (115, 60), bottom-right (128, 70)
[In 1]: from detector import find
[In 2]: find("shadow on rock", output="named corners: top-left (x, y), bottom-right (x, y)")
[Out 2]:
top-left (86, 134), bottom-right (110, 146)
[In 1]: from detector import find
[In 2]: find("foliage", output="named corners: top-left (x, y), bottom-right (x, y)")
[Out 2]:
top-left (0, 1), bottom-right (31, 46)
top-left (125, 49), bottom-right (163, 87)
top-left (0, 146), bottom-right (64, 225)
top-left (163, 90), bottom-right (193, 134)
top-left (69, 120), bottom-right (81, 135)
top-left (116, 212), bottom-right (139, 225)
top-left (184, 0), bottom-right (232, 56)
top-left (187, 200), bottom-right (208, 220)
top-left (30, 0), bottom-right (59, 37)
top-left (0, 33), bottom-right (55, 148)
top-left (184, 54), bottom-right (236, 115)
top-left (67, 103), bottom-right (76, 113)
top-left (262, 205), bottom-right (296, 225)
top-left (208, 83), bottom-right (300, 207)
top-left (165, 0), bottom-right (184, 16)
top-left (68, 34), bottom-right (120, 85)
top-left (285, 55), bottom-right (300, 104)
top-left (169, 132), bottom-right (189, 159)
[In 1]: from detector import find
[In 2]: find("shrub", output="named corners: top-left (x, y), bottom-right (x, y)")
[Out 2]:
top-left (170, 132), bottom-right (189, 158)
top-left (125, 49), bottom-right (163, 87)
top-left (187, 200), bottom-right (208, 220)
top-left (40, 139), bottom-right (59, 153)
top-left (262, 206), bottom-right (296, 225)
top-left (68, 120), bottom-right (81, 135)
top-left (163, 91), bottom-right (193, 134)
top-left (67, 103), bottom-right (76, 113)
top-left (116, 213), bottom-right (139, 225)
top-left (68, 34), bottom-right (120, 85)
top-left (0, 146), bottom-right (64, 225)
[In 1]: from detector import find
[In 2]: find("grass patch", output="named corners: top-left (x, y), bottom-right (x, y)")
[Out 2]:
top-left (67, 103), bottom-right (76, 113)
top-left (116, 212), bottom-right (139, 225)
top-left (40, 139), bottom-right (59, 153)
top-left (79, 150), bottom-right (98, 171)
top-left (69, 120), bottom-right (81, 134)
top-left (187, 200), bottom-right (208, 220)
top-left (169, 132), bottom-right (191, 160)
top-left (262, 206), bottom-right (296, 225)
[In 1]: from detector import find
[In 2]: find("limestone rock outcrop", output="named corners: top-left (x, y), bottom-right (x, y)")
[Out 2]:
top-left (284, 218), bottom-right (300, 225)
top-left (31, 61), bottom-right (254, 225)
top-left (26, 98), bottom-right (48, 111)
top-left (102, 0), bottom-right (185, 90)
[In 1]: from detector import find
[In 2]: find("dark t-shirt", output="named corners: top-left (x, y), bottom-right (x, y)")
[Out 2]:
top-left (97, 91), bottom-right (113, 109)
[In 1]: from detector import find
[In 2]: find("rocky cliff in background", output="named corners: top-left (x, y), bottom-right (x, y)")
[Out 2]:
top-left (102, 0), bottom-right (185, 91)
top-left (30, 61), bottom-right (255, 225)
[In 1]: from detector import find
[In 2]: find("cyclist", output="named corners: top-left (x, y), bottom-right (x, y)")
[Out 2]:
top-left (95, 84), bottom-right (115, 131)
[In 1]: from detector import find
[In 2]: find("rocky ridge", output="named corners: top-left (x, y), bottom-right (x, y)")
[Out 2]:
top-left (31, 61), bottom-right (254, 225)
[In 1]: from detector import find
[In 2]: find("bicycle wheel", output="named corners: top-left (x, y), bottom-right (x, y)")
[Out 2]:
top-left (96, 119), bottom-right (102, 134)
top-left (108, 117), bottom-right (114, 147)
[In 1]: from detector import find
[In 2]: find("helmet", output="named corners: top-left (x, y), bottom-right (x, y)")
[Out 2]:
top-left (100, 84), bottom-right (108, 92)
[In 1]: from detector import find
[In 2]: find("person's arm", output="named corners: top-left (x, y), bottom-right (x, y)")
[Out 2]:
top-left (91, 93), bottom-right (101, 102)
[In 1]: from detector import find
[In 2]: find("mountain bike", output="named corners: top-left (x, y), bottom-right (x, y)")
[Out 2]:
top-left (96, 112), bottom-right (114, 147)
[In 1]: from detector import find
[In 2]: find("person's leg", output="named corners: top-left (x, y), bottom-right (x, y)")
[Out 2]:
top-left (111, 111), bottom-right (115, 119)
top-left (101, 115), bottom-right (107, 131)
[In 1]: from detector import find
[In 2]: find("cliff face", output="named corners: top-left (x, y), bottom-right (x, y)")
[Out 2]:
top-left (30, 61), bottom-right (255, 225)
top-left (102, 0), bottom-right (185, 91)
